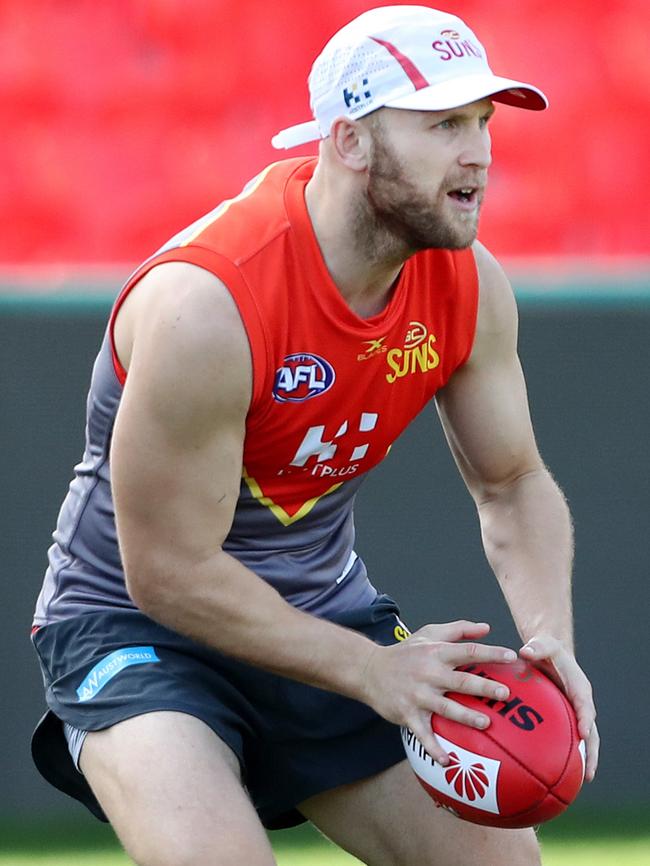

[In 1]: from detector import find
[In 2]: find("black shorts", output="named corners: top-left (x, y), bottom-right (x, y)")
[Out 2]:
top-left (31, 594), bottom-right (408, 829)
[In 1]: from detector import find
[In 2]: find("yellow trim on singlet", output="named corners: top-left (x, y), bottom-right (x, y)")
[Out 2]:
top-left (242, 467), bottom-right (343, 527)
top-left (180, 162), bottom-right (280, 247)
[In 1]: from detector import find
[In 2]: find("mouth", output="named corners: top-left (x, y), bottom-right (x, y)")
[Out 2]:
top-left (447, 187), bottom-right (481, 210)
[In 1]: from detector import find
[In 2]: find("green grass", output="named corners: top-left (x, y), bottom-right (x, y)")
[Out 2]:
top-left (1, 809), bottom-right (648, 865)
top-left (1, 839), bottom-right (649, 866)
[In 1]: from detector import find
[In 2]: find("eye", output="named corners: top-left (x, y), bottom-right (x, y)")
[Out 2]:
top-left (435, 118), bottom-right (456, 130)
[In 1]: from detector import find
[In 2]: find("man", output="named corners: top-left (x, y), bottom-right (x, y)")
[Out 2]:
top-left (31, 6), bottom-right (598, 865)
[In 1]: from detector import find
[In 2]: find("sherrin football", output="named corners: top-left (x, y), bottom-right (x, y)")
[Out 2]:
top-left (402, 659), bottom-right (586, 828)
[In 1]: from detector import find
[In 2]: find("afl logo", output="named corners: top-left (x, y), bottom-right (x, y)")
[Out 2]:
top-left (273, 353), bottom-right (336, 403)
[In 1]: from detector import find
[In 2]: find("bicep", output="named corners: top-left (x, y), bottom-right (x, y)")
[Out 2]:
top-left (110, 267), bottom-right (251, 593)
top-left (435, 244), bottom-right (543, 501)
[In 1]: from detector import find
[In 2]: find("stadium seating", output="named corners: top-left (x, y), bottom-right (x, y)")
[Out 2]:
top-left (2, 0), bottom-right (648, 264)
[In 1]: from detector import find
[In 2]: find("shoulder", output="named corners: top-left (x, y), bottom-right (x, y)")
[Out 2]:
top-left (468, 241), bottom-right (519, 362)
top-left (118, 262), bottom-right (247, 360)
top-left (116, 261), bottom-right (252, 419)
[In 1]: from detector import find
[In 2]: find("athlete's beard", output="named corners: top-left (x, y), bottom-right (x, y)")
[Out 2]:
top-left (355, 122), bottom-right (483, 262)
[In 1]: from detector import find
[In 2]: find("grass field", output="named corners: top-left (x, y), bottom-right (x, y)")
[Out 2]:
top-left (1, 810), bottom-right (648, 865)
top-left (2, 841), bottom-right (650, 866)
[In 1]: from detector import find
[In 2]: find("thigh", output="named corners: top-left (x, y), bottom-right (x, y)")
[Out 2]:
top-left (80, 711), bottom-right (276, 866)
top-left (299, 759), bottom-right (541, 866)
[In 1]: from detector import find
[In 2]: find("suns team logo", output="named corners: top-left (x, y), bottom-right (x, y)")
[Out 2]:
top-left (386, 321), bottom-right (440, 383)
top-left (273, 353), bottom-right (336, 403)
top-left (404, 321), bottom-right (428, 349)
top-left (432, 32), bottom-right (483, 61)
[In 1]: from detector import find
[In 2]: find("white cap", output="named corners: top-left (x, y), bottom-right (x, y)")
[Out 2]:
top-left (272, 5), bottom-right (548, 149)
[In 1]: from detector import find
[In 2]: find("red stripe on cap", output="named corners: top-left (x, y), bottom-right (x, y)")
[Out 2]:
top-left (370, 37), bottom-right (429, 90)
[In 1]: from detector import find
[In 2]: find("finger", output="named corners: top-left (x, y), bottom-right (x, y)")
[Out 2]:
top-left (571, 692), bottom-right (596, 741)
top-left (442, 642), bottom-right (517, 666)
top-left (568, 685), bottom-right (597, 752)
top-left (519, 642), bottom-right (599, 782)
top-left (530, 647), bottom-right (596, 737)
top-left (416, 621), bottom-right (491, 643)
top-left (519, 636), bottom-right (560, 660)
top-left (439, 620), bottom-right (492, 642)
top-left (434, 696), bottom-right (491, 731)
top-left (585, 723), bottom-right (600, 783)
top-left (407, 718), bottom-right (450, 767)
top-left (449, 669), bottom-right (510, 702)
top-left (518, 639), bottom-right (568, 690)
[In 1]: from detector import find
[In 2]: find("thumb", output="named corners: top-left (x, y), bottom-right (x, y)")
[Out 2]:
top-left (519, 640), bottom-right (542, 658)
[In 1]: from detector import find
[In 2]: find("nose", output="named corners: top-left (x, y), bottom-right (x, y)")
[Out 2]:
top-left (459, 126), bottom-right (492, 169)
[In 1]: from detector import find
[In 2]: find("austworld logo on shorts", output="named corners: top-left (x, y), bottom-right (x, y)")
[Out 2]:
top-left (273, 353), bottom-right (336, 402)
top-left (76, 646), bottom-right (160, 702)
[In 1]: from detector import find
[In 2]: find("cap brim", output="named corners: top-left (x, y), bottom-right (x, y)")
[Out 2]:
top-left (271, 73), bottom-right (547, 149)
top-left (272, 120), bottom-right (321, 150)
top-left (385, 73), bottom-right (548, 112)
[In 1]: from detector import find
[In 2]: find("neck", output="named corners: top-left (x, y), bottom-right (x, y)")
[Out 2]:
top-left (305, 163), bottom-right (411, 319)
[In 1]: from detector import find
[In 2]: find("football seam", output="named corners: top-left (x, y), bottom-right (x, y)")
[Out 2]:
top-left (552, 688), bottom-right (580, 801)
top-left (434, 665), bottom-right (581, 815)
top-left (477, 723), bottom-right (574, 808)
top-left (432, 722), bottom-right (552, 819)
top-left (462, 665), bottom-right (580, 800)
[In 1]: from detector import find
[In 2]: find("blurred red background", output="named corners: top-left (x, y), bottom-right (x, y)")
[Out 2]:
top-left (1, 0), bottom-right (648, 268)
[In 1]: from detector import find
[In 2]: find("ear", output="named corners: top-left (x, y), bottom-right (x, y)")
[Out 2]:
top-left (328, 116), bottom-right (372, 171)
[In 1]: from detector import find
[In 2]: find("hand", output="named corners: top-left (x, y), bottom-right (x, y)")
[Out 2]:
top-left (519, 635), bottom-right (599, 782)
top-left (360, 620), bottom-right (517, 766)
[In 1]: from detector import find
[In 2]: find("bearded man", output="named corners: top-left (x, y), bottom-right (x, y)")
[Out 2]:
top-left (31, 7), bottom-right (598, 865)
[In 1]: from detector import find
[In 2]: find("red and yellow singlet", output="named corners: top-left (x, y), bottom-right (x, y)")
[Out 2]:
top-left (34, 158), bottom-right (478, 625)
top-left (113, 158), bottom-right (478, 528)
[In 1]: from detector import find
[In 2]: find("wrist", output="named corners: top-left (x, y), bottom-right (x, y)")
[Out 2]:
top-left (349, 639), bottom-right (382, 706)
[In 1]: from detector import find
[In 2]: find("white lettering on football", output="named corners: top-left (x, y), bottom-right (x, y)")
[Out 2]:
top-left (401, 729), bottom-right (501, 814)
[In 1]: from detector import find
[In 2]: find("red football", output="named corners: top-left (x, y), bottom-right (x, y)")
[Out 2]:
top-left (402, 659), bottom-right (585, 828)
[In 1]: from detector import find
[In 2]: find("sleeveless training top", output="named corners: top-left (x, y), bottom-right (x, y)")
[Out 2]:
top-left (33, 157), bottom-right (478, 626)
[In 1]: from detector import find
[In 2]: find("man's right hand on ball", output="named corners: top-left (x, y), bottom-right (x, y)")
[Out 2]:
top-left (359, 620), bottom-right (517, 766)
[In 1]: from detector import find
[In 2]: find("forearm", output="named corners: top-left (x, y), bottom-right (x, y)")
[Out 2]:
top-left (477, 468), bottom-right (599, 778)
top-left (477, 467), bottom-right (574, 649)
top-left (127, 549), bottom-right (376, 701)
